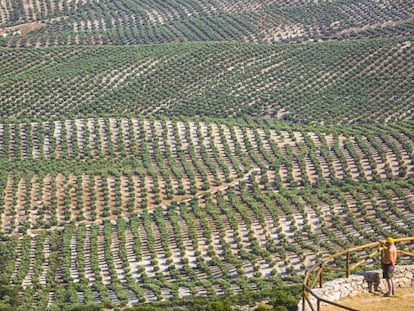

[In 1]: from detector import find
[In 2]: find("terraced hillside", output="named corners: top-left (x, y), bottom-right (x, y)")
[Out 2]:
top-left (1, 117), bottom-right (414, 309)
top-left (1, 38), bottom-right (413, 124)
top-left (1, 0), bottom-right (414, 310)
top-left (0, 0), bottom-right (413, 47)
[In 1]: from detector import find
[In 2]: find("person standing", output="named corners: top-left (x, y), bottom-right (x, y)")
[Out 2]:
top-left (380, 237), bottom-right (397, 297)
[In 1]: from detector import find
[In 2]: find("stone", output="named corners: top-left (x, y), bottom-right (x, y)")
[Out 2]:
top-left (299, 265), bottom-right (414, 311)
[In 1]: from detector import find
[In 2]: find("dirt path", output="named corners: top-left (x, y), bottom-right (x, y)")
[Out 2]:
top-left (321, 287), bottom-right (414, 311)
top-left (336, 17), bottom-right (414, 36)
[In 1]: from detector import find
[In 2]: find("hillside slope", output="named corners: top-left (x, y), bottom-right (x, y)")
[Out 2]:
top-left (1, 0), bottom-right (414, 310)
top-left (0, 0), bottom-right (413, 47)
top-left (1, 38), bottom-right (413, 124)
top-left (1, 117), bottom-right (414, 308)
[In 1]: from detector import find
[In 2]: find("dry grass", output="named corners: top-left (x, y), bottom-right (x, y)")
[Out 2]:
top-left (321, 287), bottom-right (414, 311)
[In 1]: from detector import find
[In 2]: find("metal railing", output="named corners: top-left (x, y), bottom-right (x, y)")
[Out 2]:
top-left (302, 237), bottom-right (414, 311)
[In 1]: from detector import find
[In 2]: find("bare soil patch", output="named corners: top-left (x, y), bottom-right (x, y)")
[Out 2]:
top-left (336, 17), bottom-right (414, 36)
top-left (0, 22), bottom-right (45, 36)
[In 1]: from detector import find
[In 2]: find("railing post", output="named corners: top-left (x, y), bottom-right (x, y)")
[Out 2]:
top-left (302, 284), bottom-right (306, 311)
top-left (318, 263), bottom-right (324, 311)
top-left (346, 251), bottom-right (350, 278)
top-left (319, 263), bottom-right (324, 288)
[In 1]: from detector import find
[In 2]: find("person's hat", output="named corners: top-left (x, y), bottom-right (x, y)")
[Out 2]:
top-left (385, 237), bottom-right (394, 243)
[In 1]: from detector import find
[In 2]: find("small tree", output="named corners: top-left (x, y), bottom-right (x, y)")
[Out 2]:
top-left (205, 300), bottom-right (234, 311)
top-left (270, 290), bottom-right (298, 311)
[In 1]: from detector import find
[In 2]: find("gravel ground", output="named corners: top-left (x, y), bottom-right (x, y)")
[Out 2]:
top-left (320, 287), bottom-right (414, 311)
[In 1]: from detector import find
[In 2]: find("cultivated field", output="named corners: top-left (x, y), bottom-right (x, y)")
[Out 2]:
top-left (1, 0), bottom-right (414, 310)
top-left (0, 0), bottom-right (413, 47)
top-left (1, 39), bottom-right (413, 124)
top-left (1, 117), bottom-right (414, 308)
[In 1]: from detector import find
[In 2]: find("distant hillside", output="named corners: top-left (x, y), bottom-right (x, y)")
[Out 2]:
top-left (1, 38), bottom-right (413, 123)
top-left (0, 0), bottom-right (413, 47)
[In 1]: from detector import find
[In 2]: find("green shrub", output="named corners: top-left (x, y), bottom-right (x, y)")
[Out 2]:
top-left (69, 304), bottom-right (103, 311)
top-left (205, 300), bottom-right (234, 311)
top-left (270, 290), bottom-right (298, 311)
top-left (0, 302), bottom-right (16, 311)
top-left (124, 306), bottom-right (168, 311)
top-left (0, 286), bottom-right (19, 308)
top-left (255, 303), bottom-right (273, 311)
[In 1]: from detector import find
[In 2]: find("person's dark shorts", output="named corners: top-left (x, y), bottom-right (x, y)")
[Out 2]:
top-left (382, 264), bottom-right (394, 279)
